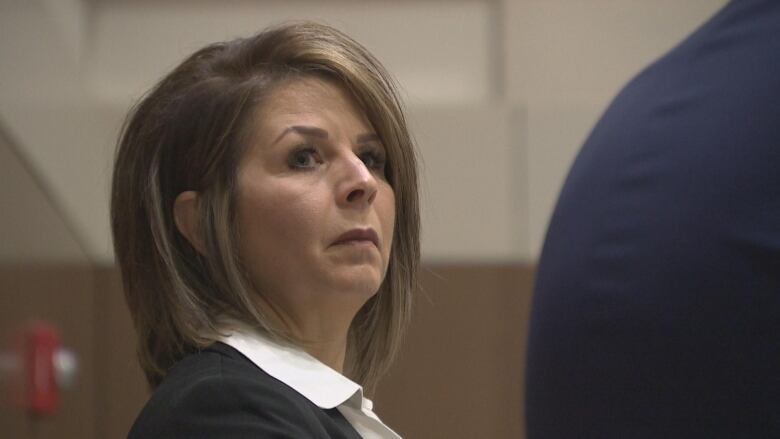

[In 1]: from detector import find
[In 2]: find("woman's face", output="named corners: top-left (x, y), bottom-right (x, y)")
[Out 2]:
top-left (235, 77), bottom-right (395, 322)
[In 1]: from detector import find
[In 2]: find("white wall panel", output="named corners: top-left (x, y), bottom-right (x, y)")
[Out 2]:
top-left (0, 0), bottom-right (109, 262)
top-left (410, 104), bottom-right (527, 262)
top-left (3, 102), bottom-right (126, 262)
top-left (0, 127), bottom-right (88, 264)
top-left (88, 0), bottom-right (494, 105)
top-left (505, 0), bottom-right (728, 105)
top-left (504, 0), bottom-right (727, 256)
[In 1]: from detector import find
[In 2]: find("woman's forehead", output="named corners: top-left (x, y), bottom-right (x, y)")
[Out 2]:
top-left (261, 77), bottom-right (352, 112)
top-left (251, 77), bottom-right (374, 139)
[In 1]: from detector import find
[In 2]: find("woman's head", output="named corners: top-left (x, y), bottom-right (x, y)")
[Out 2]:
top-left (111, 22), bottom-right (419, 389)
top-left (221, 76), bottom-right (397, 337)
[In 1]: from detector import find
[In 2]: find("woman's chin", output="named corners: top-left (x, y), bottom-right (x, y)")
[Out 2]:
top-left (323, 266), bottom-right (383, 297)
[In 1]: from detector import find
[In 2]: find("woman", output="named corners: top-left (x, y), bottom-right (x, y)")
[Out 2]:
top-left (111, 22), bottom-right (419, 438)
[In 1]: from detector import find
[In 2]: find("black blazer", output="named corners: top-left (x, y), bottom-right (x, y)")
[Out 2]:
top-left (128, 342), bottom-right (362, 438)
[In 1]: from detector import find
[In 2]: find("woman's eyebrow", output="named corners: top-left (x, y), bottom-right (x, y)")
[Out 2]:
top-left (272, 126), bottom-right (380, 145)
top-left (272, 125), bottom-right (329, 144)
top-left (357, 133), bottom-right (380, 144)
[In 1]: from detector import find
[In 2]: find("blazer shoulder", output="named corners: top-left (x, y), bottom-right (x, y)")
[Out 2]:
top-left (128, 343), bottom-right (330, 438)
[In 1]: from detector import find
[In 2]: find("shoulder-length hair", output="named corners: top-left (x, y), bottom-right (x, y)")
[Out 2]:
top-left (111, 21), bottom-right (419, 390)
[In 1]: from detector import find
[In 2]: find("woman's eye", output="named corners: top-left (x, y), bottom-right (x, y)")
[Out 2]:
top-left (288, 147), bottom-right (320, 169)
top-left (359, 149), bottom-right (387, 174)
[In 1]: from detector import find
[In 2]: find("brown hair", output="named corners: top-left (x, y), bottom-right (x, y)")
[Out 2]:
top-left (111, 21), bottom-right (419, 390)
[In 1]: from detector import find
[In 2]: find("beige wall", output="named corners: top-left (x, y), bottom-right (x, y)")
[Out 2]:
top-left (0, 0), bottom-right (727, 265)
top-left (0, 124), bottom-right (86, 263)
top-left (504, 0), bottom-right (729, 254)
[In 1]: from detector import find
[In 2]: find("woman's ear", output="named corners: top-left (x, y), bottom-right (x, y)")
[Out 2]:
top-left (173, 191), bottom-right (207, 255)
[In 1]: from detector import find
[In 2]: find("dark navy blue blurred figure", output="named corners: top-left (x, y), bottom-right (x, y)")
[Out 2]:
top-left (525, 1), bottom-right (780, 437)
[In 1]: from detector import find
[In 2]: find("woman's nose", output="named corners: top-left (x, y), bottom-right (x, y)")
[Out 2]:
top-left (337, 155), bottom-right (378, 207)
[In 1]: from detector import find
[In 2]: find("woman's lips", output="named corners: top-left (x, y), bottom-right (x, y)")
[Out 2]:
top-left (332, 228), bottom-right (379, 248)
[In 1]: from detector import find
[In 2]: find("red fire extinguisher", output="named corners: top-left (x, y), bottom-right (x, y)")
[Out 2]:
top-left (2, 322), bottom-right (78, 416)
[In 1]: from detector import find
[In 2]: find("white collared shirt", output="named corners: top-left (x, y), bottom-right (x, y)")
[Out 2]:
top-left (219, 327), bottom-right (401, 439)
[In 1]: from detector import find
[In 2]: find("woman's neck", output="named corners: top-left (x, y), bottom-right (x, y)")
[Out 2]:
top-left (260, 297), bottom-right (354, 373)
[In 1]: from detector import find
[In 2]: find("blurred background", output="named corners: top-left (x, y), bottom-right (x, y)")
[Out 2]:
top-left (0, 0), bottom-right (726, 437)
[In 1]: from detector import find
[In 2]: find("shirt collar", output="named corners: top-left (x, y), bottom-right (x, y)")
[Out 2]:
top-left (218, 325), bottom-right (367, 410)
